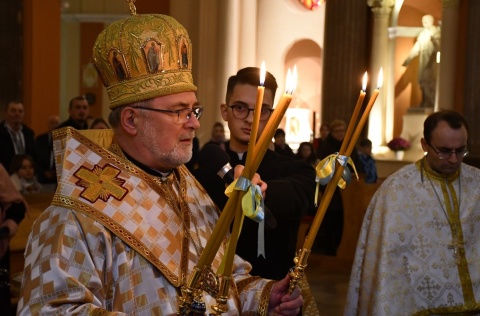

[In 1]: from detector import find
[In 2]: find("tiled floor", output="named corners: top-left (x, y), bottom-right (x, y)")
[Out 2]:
top-left (305, 254), bottom-right (352, 315)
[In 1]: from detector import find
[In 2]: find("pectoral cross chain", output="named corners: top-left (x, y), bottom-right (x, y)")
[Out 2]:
top-left (448, 240), bottom-right (464, 263)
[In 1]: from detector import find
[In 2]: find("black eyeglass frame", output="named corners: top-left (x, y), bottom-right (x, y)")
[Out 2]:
top-left (228, 104), bottom-right (274, 121)
top-left (133, 106), bottom-right (204, 123)
top-left (426, 141), bottom-right (469, 160)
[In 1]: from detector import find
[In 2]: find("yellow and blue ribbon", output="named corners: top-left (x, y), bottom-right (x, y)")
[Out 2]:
top-left (314, 153), bottom-right (359, 206)
top-left (225, 176), bottom-right (265, 258)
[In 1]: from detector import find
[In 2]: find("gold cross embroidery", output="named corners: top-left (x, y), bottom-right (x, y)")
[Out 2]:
top-left (74, 164), bottom-right (128, 203)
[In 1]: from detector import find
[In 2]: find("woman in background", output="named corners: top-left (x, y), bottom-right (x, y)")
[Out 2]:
top-left (9, 154), bottom-right (42, 194)
top-left (296, 141), bottom-right (320, 167)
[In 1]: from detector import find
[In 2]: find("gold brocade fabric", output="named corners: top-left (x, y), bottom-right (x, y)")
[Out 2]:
top-left (17, 127), bottom-right (273, 315)
top-left (345, 158), bottom-right (480, 316)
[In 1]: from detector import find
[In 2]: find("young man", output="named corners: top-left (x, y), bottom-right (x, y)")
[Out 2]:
top-left (346, 110), bottom-right (480, 315)
top-left (17, 12), bottom-right (302, 316)
top-left (195, 67), bottom-right (317, 280)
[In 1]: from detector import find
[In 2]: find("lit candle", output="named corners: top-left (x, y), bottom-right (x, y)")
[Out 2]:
top-left (245, 62), bottom-right (266, 178)
top-left (339, 72), bottom-right (367, 154)
top-left (253, 66), bottom-right (297, 169)
top-left (344, 68), bottom-right (383, 156)
top-left (303, 68), bottom-right (383, 250)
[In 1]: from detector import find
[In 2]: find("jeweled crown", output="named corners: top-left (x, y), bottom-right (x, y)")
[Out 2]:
top-left (92, 12), bottom-right (197, 109)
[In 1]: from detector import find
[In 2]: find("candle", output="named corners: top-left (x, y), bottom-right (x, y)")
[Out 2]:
top-left (195, 191), bottom-right (240, 270)
top-left (245, 62), bottom-right (266, 178)
top-left (303, 68), bottom-right (383, 250)
top-left (254, 66), bottom-right (297, 169)
top-left (339, 72), bottom-right (367, 154)
top-left (344, 68), bottom-right (383, 156)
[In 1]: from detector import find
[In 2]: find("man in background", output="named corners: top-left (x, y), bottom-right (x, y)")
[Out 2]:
top-left (202, 121), bottom-right (227, 150)
top-left (57, 95), bottom-right (90, 130)
top-left (0, 100), bottom-right (36, 170)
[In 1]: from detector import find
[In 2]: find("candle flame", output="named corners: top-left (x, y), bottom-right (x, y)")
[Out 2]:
top-left (293, 65), bottom-right (298, 93)
top-left (260, 61), bottom-right (266, 86)
top-left (436, 51), bottom-right (441, 64)
top-left (362, 72), bottom-right (368, 92)
top-left (285, 65), bottom-right (298, 95)
top-left (377, 67), bottom-right (384, 89)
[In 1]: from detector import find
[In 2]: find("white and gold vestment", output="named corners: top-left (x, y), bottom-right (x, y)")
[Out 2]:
top-left (345, 158), bottom-right (480, 315)
top-left (17, 128), bottom-right (274, 315)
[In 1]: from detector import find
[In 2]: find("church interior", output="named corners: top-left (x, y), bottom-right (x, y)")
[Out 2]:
top-left (2, 0), bottom-right (480, 314)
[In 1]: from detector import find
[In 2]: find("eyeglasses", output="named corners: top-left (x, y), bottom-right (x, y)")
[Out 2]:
top-left (133, 106), bottom-right (204, 124)
top-left (426, 142), bottom-right (469, 160)
top-left (228, 104), bottom-right (273, 121)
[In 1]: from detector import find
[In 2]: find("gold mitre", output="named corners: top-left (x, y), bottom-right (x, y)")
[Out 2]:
top-left (92, 13), bottom-right (197, 109)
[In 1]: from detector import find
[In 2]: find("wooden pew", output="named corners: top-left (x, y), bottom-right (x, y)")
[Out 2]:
top-left (336, 176), bottom-right (381, 264)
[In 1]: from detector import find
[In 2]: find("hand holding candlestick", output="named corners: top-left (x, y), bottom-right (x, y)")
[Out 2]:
top-left (288, 68), bottom-right (383, 293)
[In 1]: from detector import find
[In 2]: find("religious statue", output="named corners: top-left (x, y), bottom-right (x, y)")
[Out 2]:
top-left (402, 14), bottom-right (441, 108)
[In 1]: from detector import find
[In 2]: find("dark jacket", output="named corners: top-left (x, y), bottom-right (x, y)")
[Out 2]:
top-left (315, 133), bottom-right (360, 255)
top-left (57, 117), bottom-right (89, 130)
top-left (194, 141), bottom-right (316, 280)
top-left (273, 143), bottom-right (295, 158)
top-left (0, 121), bottom-right (36, 170)
top-left (35, 132), bottom-right (56, 183)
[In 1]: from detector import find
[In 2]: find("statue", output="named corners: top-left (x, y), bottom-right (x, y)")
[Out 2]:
top-left (402, 14), bottom-right (441, 108)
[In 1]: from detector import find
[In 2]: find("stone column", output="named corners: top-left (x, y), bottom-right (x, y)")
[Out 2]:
top-left (386, 0), bottom-right (404, 143)
top-left (437, 0), bottom-right (461, 110)
top-left (320, 0), bottom-right (369, 126)
top-left (367, 0), bottom-right (394, 147)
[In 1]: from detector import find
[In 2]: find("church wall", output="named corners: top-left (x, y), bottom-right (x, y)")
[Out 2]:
top-left (257, 0), bottom-right (325, 146)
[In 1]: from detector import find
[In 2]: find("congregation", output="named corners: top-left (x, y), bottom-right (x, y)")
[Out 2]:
top-left (0, 96), bottom-right (112, 194)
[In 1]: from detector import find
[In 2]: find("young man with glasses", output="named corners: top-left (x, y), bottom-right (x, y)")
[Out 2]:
top-left (17, 14), bottom-right (303, 315)
top-left (195, 67), bottom-right (317, 283)
top-left (346, 110), bottom-right (480, 315)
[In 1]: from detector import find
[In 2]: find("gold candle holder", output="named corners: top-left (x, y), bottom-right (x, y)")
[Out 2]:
top-left (211, 276), bottom-right (232, 315)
